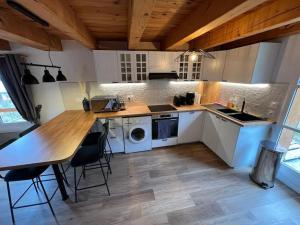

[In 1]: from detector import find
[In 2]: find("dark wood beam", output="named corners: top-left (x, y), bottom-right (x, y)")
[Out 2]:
top-left (0, 39), bottom-right (11, 50)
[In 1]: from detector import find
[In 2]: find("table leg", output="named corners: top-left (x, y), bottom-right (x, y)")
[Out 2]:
top-left (52, 164), bottom-right (69, 200)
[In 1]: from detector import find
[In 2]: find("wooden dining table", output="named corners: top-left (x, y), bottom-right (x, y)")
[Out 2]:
top-left (0, 110), bottom-right (98, 200)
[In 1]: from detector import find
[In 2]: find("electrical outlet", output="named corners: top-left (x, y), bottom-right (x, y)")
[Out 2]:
top-left (127, 95), bottom-right (134, 102)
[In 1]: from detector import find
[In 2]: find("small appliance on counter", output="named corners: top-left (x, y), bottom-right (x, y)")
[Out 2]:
top-left (90, 95), bottom-right (125, 113)
top-left (186, 92), bottom-right (195, 105)
top-left (173, 92), bottom-right (198, 107)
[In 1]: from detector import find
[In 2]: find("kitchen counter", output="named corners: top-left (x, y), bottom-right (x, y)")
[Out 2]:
top-left (93, 103), bottom-right (273, 127)
top-left (204, 103), bottom-right (274, 127)
top-left (94, 104), bottom-right (206, 119)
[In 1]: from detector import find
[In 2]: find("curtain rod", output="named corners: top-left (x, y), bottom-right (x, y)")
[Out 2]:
top-left (21, 63), bottom-right (61, 69)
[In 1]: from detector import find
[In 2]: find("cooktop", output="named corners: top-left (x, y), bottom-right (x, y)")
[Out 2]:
top-left (148, 104), bottom-right (177, 112)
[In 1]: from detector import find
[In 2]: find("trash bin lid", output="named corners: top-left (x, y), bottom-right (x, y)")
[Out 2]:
top-left (261, 140), bottom-right (287, 153)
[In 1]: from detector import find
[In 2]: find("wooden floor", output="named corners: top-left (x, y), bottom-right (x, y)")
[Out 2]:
top-left (1, 143), bottom-right (300, 225)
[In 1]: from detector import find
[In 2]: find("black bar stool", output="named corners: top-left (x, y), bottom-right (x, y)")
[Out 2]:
top-left (70, 131), bottom-right (110, 202)
top-left (1, 165), bottom-right (56, 224)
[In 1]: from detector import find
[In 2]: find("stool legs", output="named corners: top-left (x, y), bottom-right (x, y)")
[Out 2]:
top-left (6, 182), bottom-right (15, 224)
top-left (37, 177), bottom-right (56, 217)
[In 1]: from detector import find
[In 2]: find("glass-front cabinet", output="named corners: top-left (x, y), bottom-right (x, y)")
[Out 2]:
top-left (117, 51), bottom-right (148, 83)
top-left (176, 52), bottom-right (202, 81)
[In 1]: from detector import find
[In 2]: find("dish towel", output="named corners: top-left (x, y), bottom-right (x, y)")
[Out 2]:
top-left (157, 119), bottom-right (172, 139)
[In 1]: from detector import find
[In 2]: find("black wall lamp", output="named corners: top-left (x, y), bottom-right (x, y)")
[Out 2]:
top-left (21, 63), bottom-right (67, 85)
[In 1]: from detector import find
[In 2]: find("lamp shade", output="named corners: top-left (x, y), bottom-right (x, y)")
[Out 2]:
top-left (42, 69), bottom-right (55, 82)
top-left (21, 68), bottom-right (39, 85)
top-left (56, 70), bottom-right (67, 81)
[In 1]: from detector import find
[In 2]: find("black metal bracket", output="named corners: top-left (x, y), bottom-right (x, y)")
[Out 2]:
top-left (21, 63), bottom-right (61, 69)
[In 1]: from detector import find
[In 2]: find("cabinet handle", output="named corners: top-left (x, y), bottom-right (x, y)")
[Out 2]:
top-left (202, 79), bottom-right (208, 81)
top-left (110, 136), bottom-right (117, 139)
top-left (221, 118), bottom-right (227, 122)
top-left (216, 115), bottom-right (221, 119)
top-left (162, 138), bottom-right (168, 141)
top-left (189, 112), bottom-right (195, 114)
top-left (222, 79), bottom-right (227, 82)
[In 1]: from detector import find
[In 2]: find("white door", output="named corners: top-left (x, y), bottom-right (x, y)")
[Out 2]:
top-left (202, 112), bottom-right (219, 153)
top-left (201, 51), bottom-right (226, 81)
top-left (178, 111), bottom-right (203, 144)
top-left (93, 50), bottom-right (119, 83)
top-left (107, 127), bottom-right (124, 153)
top-left (216, 117), bottom-right (240, 166)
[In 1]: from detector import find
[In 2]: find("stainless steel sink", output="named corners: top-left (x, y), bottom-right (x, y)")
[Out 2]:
top-left (229, 113), bottom-right (263, 122)
top-left (216, 108), bottom-right (238, 114)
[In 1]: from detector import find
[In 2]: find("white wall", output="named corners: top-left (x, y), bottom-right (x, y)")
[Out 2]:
top-left (9, 40), bottom-right (97, 123)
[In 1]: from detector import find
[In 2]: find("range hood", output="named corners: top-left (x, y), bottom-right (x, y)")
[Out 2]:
top-left (148, 72), bottom-right (179, 80)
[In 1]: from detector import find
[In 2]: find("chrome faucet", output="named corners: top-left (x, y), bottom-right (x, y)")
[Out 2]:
top-left (241, 98), bottom-right (246, 113)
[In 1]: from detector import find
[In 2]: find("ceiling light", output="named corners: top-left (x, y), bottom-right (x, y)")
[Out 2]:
top-left (56, 69), bottom-right (67, 81)
top-left (42, 68), bottom-right (55, 82)
top-left (21, 68), bottom-right (39, 85)
top-left (190, 51), bottom-right (197, 62)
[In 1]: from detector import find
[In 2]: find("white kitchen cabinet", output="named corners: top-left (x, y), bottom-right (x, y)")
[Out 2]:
top-left (117, 51), bottom-right (135, 82)
top-left (201, 51), bottom-right (226, 81)
top-left (93, 50), bottom-right (120, 83)
top-left (133, 51), bottom-right (149, 81)
top-left (202, 112), bottom-right (270, 167)
top-left (100, 118), bottom-right (124, 153)
top-left (178, 111), bottom-right (203, 144)
top-left (148, 51), bottom-right (181, 73)
top-left (222, 42), bottom-right (281, 83)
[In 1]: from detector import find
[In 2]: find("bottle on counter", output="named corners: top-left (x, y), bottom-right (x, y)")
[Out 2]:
top-left (82, 98), bottom-right (90, 111)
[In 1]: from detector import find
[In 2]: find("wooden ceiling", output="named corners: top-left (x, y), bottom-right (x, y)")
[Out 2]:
top-left (1, 0), bottom-right (300, 51)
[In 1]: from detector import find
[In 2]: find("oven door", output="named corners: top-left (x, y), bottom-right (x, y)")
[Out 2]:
top-left (152, 117), bottom-right (178, 140)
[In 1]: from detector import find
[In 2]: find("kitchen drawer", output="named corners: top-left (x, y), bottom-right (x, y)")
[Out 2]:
top-left (152, 137), bottom-right (177, 148)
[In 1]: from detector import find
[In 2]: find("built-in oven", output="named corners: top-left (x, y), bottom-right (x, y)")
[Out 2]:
top-left (151, 113), bottom-right (179, 148)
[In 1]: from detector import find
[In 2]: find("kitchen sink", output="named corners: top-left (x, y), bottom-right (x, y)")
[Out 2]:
top-left (217, 108), bottom-right (238, 114)
top-left (229, 113), bottom-right (263, 122)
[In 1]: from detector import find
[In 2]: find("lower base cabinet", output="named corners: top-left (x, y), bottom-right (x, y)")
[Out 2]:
top-left (100, 118), bottom-right (125, 153)
top-left (202, 112), bottom-right (270, 167)
top-left (178, 111), bottom-right (204, 144)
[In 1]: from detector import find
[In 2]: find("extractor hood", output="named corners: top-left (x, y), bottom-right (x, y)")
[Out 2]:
top-left (148, 72), bottom-right (179, 80)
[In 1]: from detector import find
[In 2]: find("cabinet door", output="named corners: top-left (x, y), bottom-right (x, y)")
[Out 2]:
top-left (117, 51), bottom-right (134, 82)
top-left (149, 51), bottom-right (179, 73)
top-left (93, 50), bottom-right (119, 83)
top-left (217, 117), bottom-right (240, 166)
top-left (202, 112), bottom-right (219, 152)
top-left (107, 127), bottom-right (125, 153)
top-left (223, 44), bottom-right (259, 83)
top-left (201, 51), bottom-right (226, 81)
top-left (134, 51), bottom-right (148, 81)
top-left (178, 111), bottom-right (203, 144)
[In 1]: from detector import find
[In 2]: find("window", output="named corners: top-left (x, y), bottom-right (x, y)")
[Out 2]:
top-left (278, 80), bottom-right (300, 172)
top-left (0, 80), bottom-right (25, 123)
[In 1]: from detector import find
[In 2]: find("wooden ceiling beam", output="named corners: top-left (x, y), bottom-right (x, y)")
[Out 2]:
top-left (0, 39), bottom-right (11, 50)
top-left (213, 22), bottom-right (300, 51)
top-left (192, 0), bottom-right (300, 50)
top-left (0, 8), bottom-right (62, 51)
top-left (128, 0), bottom-right (156, 49)
top-left (162, 0), bottom-right (268, 50)
top-left (14, 0), bottom-right (96, 49)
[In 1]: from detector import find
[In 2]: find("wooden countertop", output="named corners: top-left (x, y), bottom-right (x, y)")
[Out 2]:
top-left (0, 103), bottom-right (271, 171)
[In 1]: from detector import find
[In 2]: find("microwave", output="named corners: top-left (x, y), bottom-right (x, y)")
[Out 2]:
top-left (90, 95), bottom-right (125, 113)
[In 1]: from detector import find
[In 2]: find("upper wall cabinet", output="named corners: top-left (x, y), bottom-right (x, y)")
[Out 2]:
top-left (117, 51), bottom-right (149, 82)
top-left (93, 50), bottom-right (120, 83)
top-left (148, 51), bottom-right (179, 73)
top-left (201, 51), bottom-right (226, 81)
top-left (222, 42), bottom-right (281, 84)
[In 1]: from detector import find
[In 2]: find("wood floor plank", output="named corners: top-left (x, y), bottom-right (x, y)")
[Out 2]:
top-left (0, 143), bottom-right (299, 225)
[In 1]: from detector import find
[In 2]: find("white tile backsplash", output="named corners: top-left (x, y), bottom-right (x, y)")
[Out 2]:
top-left (217, 82), bottom-right (288, 120)
top-left (59, 80), bottom-right (202, 109)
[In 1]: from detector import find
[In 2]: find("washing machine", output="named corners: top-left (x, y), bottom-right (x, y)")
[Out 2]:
top-left (123, 116), bottom-right (152, 153)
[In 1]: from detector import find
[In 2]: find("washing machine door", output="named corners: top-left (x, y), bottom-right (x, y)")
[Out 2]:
top-left (129, 126), bottom-right (147, 143)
